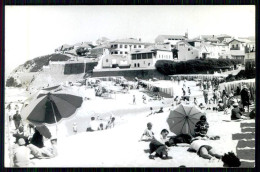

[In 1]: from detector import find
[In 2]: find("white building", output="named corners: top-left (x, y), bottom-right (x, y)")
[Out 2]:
top-left (109, 38), bottom-right (151, 56)
top-left (155, 33), bottom-right (188, 48)
top-left (130, 46), bottom-right (173, 68)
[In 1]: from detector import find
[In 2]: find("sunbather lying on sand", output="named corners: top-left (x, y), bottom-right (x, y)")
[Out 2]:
top-left (187, 137), bottom-right (241, 167)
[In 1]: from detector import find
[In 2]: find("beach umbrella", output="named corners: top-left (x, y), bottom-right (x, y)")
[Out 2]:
top-left (35, 125), bottom-right (52, 139)
top-left (167, 104), bottom-right (204, 136)
top-left (21, 92), bottom-right (83, 134)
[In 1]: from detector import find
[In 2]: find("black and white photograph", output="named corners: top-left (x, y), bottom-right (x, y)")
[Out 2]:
top-left (4, 5), bottom-right (255, 167)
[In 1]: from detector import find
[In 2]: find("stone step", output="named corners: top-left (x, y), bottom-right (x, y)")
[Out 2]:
top-left (240, 161), bottom-right (255, 168)
top-left (241, 127), bottom-right (255, 133)
top-left (237, 149), bottom-right (255, 160)
top-left (241, 123), bottom-right (255, 128)
top-left (237, 140), bottom-right (255, 148)
top-left (232, 133), bottom-right (255, 140)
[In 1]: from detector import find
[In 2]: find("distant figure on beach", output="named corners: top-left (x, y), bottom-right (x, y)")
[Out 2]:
top-left (183, 79), bottom-right (186, 89)
top-left (106, 116), bottom-right (115, 129)
top-left (177, 77), bottom-right (180, 85)
top-left (231, 102), bottom-right (244, 120)
top-left (87, 117), bottom-right (100, 132)
top-left (155, 107), bottom-right (164, 114)
top-left (13, 110), bottom-right (22, 130)
top-left (147, 107), bottom-right (154, 117)
top-left (182, 88), bottom-right (186, 96)
top-left (142, 95), bottom-right (146, 104)
top-left (194, 98), bottom-right (198, 106)
top-left (188, 87), bottom-right (191, 95)
top-left (133, 95), bottom-right (136, 104)
top-left (139, 122), bottom-right (154, 141)
top-left (203, 89), bottom-right (209, 104)
top-left (240, 85), bottom-right (251, 112)
top-left (73, 123), bottom-right (77, 134)
top-left (174, 96), bottom-right (179, 105)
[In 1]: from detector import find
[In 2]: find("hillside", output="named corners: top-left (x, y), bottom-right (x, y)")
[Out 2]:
top-left (6, 53), bottom-right (71, 87)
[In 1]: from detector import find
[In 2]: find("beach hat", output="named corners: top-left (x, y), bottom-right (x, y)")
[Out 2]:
top-left (18, 138), bottom-right (25, 146)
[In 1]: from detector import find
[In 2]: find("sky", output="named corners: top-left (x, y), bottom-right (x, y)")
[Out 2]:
top-left (5, 5), bottom-right (255, 77)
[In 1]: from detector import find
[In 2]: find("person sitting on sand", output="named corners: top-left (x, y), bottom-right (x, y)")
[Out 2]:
top-left (28, 137), bottom-right (58, 159)
top-left (149, 129), bottom-right (173, 160)
top-left (139, 122), bottom-right (154, 141)
top-left (87, 117), bottom-right (100, 132)
top-left (13, 138), bottom-right (33, 167)
top-left (199, 103), bottom-right (205, 110)
top-left (194, 115), bottom-right (209, 137)
top-left (217, 99), bottom-right (225, 112)
top-left (194, 97), bottom-right (198, 106)
top-left (231, 102), bottom-right (245, 120)
top-left (106, 116), bottom-right (115, 129)
top-left (147, 107), bottom-right (154, 117)
top-left (13, 126), bottom-right (30, 146)
top-left (188, 137), bottom-right (241, 167)
top-left (99, 123), bottom-right (104, 130)
top-left (155, 107), bottom-right (164, 114)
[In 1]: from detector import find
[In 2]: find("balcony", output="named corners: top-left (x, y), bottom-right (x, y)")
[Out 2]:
top-left (230, 47), bottom-right (240, 50)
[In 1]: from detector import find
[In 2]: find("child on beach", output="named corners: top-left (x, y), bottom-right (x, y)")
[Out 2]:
top-left (194, 98), bottom-right (198, 106)
top-left (73, 123), bottom-right (77, 134)
top-left (139, 122), bottom-right (154, 141)
top-left (194, 115), bottom-right (209, 137)
top-left (106, 116), bottom-right (115, 129)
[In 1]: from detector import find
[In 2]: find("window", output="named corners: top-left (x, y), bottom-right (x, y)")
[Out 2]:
top-left (142, 53), bottom-right (147, 59)
top-left (137, 54), bottom-right (142, 59)
top-left (111, 45), bottom-right (113, 48)
top-left (236, 44), bottom-right (239, 48)
top-left (139, 45), bottom-right (141, 48)
top-left (125, 45), bottom-right (127, 48)
top-left (125, 52), bottom-right (128, 54)
top-left (120, 44), bottom-right (123, 48)
top-left (188, 48), bottom-right (190, 51)
top-left (137, 63), bottom-right (140, 67)
top-left (232, 45), bottom-right (235, 48)
top-left (134, 45), bottom-right (137, 48)
top-left (106, 59), bottom-right (108, 62)
top-left (148, 53), bottom-right (152, 59)
top-left (115, 51), bottom-right (118, 54)
top-left (111, 52), bottom-right (113, 54)
top-left (148, 63), bottom-right (150, 66)
top-left (114, 44), bottom-right (118, 48)
top-left (132, 54), bottom-right (137, 60)
top-left (120, 51), bottom-right (123, 54)
top-left (134, 63), bottom-right (136, 67)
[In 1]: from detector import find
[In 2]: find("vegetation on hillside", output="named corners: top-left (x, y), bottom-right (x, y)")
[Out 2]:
top-left (27, 54), bottom-right (71, 72)
top-left (226, 69), bottom-right (255, 82)
top-left (155, 59), bottom-right (241, 75)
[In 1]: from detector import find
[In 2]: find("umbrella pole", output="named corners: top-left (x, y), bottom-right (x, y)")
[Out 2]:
top-left (50, 101), bottom-right (58, 137)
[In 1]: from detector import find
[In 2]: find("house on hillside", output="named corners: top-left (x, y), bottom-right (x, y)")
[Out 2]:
top-left (228, 38), bottom-right (253, 64)
top-left (102, 55), bottom-right (131, 68)
top-left (109, 38), bottom-right (152, 57)
top-left (195, 35), bottom-right (220, 44)
top-left (216, 34), bottom-right (232, 43)
top-left (130, 45), bottom-right (173, 68)
top-left (176, 39), bottom-right (223, 61)
top-left (155, 33), bottom-right (188, 48)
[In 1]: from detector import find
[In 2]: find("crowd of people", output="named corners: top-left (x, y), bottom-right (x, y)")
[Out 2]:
top-left (6, 102), bottom-right (58, 167)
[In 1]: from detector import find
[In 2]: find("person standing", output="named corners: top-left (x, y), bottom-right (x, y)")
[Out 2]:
top-left (133, 95), bottom-right (136, 104)
top-left (194, 97), bottom-right (198, 106)
top-left (13, 111), bottom-right (22, 130)
top-left (142, 95), bottom-right (146, 104)
top-left (203, 89), bottom-right (209, 104)
top-left (188, 87), bottom-right (191, 95)
top-left (73, 123), bottom-right (77, 134)
top-left (240, 85), bottom-right (251, 112)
